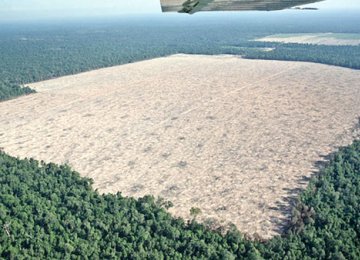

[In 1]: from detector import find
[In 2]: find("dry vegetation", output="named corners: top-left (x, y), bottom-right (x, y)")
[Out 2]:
top-left (256, 33), bottom-right (360, 46)
top-left (1, 54), bottom-right (359, 238)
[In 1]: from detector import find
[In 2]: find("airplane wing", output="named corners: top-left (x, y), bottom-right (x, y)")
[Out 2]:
top-left (160, 0), bottom-right (323, 14)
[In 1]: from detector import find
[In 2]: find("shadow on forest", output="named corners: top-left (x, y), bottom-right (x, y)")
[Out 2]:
top-left (267, 148), bottom-right (342, 236)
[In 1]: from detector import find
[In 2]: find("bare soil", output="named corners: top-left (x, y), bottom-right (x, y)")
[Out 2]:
top-left (256, 33), bottom-right (360, 46)
top-left (1, 54), bottom-right (359, 238)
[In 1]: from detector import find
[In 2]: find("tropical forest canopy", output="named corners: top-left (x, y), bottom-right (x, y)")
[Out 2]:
top-left (1, 141), bottom-right (359, 259)
top-left (0, 11), bottom-right (360, 101)
top-left (1, 10), bottom-right (360, 259)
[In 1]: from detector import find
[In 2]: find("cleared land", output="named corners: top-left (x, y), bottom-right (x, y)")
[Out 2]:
top-left (256, 33), bottom-right (360, 46)
top-left (1, 55), bottom-right (360, 238)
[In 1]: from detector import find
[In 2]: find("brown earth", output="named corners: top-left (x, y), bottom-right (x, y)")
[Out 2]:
top-left (1, 54), bottom-right (360, 238)
top-left (256, 34), bottom-right (360, 46)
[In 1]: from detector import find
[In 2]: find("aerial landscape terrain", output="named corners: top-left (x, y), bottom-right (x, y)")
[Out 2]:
top-left (1, 4), bottom-right (360, 259)
top-left (1, 54), bottom-right (359, 238)
top-left (256, 33), bottom-right (360, 46)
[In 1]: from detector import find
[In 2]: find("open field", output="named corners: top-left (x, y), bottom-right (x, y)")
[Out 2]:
top-left (256, 33), bottom-right (360, 46)
top-left (1, 55), bottom-right (359, 238)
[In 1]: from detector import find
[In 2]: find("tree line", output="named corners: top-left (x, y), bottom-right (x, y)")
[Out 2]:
top-left (1, 140), bottom-right (359, 259)
top-left (0, 17), bottom-right (359, 101)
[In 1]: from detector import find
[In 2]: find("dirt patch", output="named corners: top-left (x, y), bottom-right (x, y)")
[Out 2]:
top-left (1, 54), bottom-right (359, 238)
top-left (256, 33), bottom-right (360, 46)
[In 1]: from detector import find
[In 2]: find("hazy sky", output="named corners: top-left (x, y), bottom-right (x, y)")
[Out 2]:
top-left (0, 0), bottom-right (359, 21)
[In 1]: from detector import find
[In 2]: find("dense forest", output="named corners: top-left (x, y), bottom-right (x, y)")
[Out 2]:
top-left (1, 141), bottom-right (359, 259)
top-left (1, 12), bottom-right (360, 101)
top-left (243, 43), bottom-right (360, 69)
top-left (1, 12), bottom-right (360, 258)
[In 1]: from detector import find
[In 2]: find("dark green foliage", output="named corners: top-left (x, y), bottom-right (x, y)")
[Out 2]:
top-left (1, 12), bottom-right (359, 101)
top-left (0, 81), bottom-right (34, 101)
top-left (1, 141), bottom-right (360, 258)
top-left (243, 44), bottom-right (360, 70)
top-left (260, 141), bottom-right (360, 259)
top-left (1, 13), bottom-right (360, 255)
top-left (0, 152), bottom-right (254, 258)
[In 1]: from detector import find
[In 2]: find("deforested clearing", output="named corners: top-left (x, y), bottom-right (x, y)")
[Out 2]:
top-left (256, 33), bottom-right (360, 46)
top-left (1, 54), bottom-right (359, 239)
